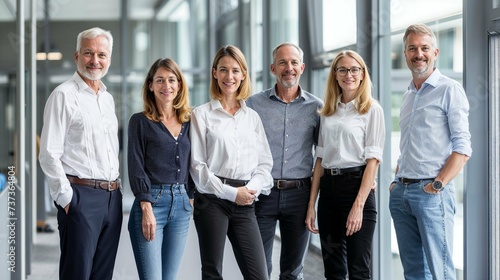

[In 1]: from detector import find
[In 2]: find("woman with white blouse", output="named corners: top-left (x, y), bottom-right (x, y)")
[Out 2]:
top-left (190, 45), bottom-right (273, 280)
top-left (305, 50), bottom-right (385, 280)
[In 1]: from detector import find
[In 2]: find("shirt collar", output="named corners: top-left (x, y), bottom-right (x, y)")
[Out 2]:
top-left (408, 67), bottom-right (441, 92)
top-left (72, 71), bottom-right (107, 94)
top-left (337, 94), bottom-right (359, 110)
top-left (269, 84), bottom-right (307, 102)
top-left (209, 99), bottom-right (248, 112)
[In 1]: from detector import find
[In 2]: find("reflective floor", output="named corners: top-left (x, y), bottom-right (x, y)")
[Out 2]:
top-left (28, 213), bottom-right (325, 280)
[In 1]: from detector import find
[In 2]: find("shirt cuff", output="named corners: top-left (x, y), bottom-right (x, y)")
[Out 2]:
top-left (56, 188), bottom-right (73, 209)
top-left (218, 185), bottom-right (238, 202)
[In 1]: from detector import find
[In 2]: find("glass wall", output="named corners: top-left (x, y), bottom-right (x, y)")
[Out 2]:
top-left (1, 0), bottom-right (497, 279)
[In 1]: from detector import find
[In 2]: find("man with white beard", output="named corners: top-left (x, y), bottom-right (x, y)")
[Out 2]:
top-left (39, 27), bottom-right (122, 280)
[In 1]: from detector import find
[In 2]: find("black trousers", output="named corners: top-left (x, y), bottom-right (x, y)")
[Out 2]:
top-left (56, 184), bottom-right (123, 280)
top-left (255, 186), bottom-right (311, 279)
top-left (193, 192), bottom-right (268, 280)
top-left (317, 174), bottom-right (376, 280)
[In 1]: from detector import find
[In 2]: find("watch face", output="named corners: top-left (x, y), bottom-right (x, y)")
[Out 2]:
top-left (433, 181), bottom-right (443, 191)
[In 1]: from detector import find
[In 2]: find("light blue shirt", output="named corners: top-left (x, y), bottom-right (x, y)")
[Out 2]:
top-left (396, 68), bottom-right (472, 179)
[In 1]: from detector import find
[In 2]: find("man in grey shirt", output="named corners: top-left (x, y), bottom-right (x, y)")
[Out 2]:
top-left (247, 42), bottom-right (323, 279)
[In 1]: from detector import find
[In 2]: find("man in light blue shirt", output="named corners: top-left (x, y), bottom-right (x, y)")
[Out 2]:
top-left (389, 23), bottom-right (472, 280)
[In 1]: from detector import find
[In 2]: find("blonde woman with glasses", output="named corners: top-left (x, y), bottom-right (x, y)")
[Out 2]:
top-left (305, 50), bottom-right (385, 280)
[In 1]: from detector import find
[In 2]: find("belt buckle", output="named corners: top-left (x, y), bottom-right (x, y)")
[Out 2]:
top-left (330, 168), bottom-right (340, 176)
top-left (107, 181), bottom-right (112, 191)
top-left (276, 180), bottom-right (286, 189)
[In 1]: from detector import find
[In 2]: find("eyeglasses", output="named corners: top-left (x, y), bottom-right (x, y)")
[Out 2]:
top-left (335, 67), bottom-right (363, 77)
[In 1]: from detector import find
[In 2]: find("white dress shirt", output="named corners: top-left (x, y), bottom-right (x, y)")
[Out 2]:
top-left (190, 100), bottom-right (273, 202)
top-left (317, 97), bottom-right (385, 168)
top-left (39, 72), bottom-right (120, 208)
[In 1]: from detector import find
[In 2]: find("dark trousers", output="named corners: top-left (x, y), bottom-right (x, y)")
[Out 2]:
top-left (193, 192), bottom-right (268, 280)
top-left (317, 174), bottom-right (376, 280)
top-left (56, 184), bottom-right (123, 280)
top-left (255, 186), bottom-right (311, 280)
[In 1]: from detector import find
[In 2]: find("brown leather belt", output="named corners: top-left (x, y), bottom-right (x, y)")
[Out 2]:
top-left (216, 176), bottom-right (249, 187)
top-left (66, 175), bottom-right (120, 191)
top-left (324, 165), bottom-right (366, 176)
top-left (274, 178), bottom-right (311, 190)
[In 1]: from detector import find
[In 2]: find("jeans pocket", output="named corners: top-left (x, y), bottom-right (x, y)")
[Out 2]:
top-left (182, 193), bottom-right (193, 212)
top-left (389, 182), bottom-right (397, 192)
top-left (150, 188), bottom-right (163, 206)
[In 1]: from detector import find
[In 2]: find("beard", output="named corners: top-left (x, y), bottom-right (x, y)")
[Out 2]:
top-left (77, 63), bottom-right (108, 81)
top-left (410, 65), bottom-right (431, 78)
top-left (408, 59), bottom-right (432, 78)
top-left (279, 76), bottom-right (298, 88)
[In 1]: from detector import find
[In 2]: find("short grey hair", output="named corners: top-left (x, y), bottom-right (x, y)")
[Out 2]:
top-left (403, 23), bottom-right (438, 49)
top-left (272, 42), bottom-right (304, 63)
top-left (76, 27), bottom-right (113, 55)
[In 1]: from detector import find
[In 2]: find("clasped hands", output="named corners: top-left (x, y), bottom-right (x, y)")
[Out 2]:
top-left (235, 186), bottom-right (256, 206)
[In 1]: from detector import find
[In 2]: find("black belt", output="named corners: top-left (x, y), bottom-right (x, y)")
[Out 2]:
top-left (324, 165), bottom-right (366, 176)
top-left (66, 175), bottom-right (120, 191)
top-left (216, 176), bottom-right (249, 187)
top-left (274, 178), bottom-right (311, 190)
top-left (398, 178), bottom-right (434, 184)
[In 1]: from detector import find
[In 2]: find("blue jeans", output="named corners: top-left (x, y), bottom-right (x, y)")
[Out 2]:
top-left (389, 179), bottom-right (456, 280)
top-left (128, 184), bottom-right (192, 280)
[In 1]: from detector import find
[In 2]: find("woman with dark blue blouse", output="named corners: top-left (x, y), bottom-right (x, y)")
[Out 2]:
top-left (127, 58), bottom-right (193, 280)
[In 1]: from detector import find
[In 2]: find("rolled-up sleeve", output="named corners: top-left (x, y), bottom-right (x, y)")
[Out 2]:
top-left (364, 103), bottom-right (385, 163)
top-left (447, 84), bottom-right (472, 157)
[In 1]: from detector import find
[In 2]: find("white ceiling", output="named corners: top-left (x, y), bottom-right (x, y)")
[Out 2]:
top-left (0, 0), bottom-right (157, 21)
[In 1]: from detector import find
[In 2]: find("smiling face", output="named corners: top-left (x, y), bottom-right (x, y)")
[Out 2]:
top-left (271, 45), bottom-right (305, 89)
top-left (404, 32), bottom-right (439, 79)
top-left (212, 55), bottom-right (246, 97)
top-left (75, 35), bottom-right (111, 82)
top-left (149, 67), bottom-right (179, 106)
top-left (335, 56), bottom-right (364, 96)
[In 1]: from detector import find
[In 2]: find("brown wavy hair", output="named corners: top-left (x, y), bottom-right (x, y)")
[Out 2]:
top-left (142, 58), bottom-right (191, 123)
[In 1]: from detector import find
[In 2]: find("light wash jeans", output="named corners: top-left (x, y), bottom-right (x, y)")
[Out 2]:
top-left (389, 179), bottom-right (456, 280)
top-left (128, 184), bottom-right (192, 280)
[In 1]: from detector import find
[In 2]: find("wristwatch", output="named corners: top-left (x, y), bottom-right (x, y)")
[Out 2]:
top-left (432, 180), bottom-right (444, 191)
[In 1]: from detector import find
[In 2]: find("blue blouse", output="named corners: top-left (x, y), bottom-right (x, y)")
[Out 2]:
top-left (127, 112), bottom-right (193, 202)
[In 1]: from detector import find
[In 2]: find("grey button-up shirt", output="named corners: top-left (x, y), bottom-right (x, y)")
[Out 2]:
top-left (247, 85), bottom-right (323, 179)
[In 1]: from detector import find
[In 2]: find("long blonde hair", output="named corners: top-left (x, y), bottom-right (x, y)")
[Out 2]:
top-left (320, 50), bottom-right (373, 116)
top-left (142, 58), bottom-right (191, 123)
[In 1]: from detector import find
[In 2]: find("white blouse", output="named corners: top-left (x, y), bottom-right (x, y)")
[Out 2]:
top-left (190, 100), bottom-right (273, 202)
top-left (317, 98), bottom-right (385, 169)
